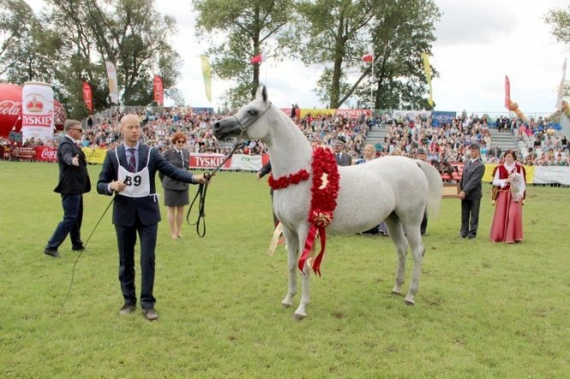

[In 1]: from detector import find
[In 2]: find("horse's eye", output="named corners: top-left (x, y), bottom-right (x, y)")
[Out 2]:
top-left (248, 110), bottom-right (258, 116)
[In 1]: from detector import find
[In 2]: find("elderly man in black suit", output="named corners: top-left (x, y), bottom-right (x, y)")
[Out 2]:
top-left (44, 119), bottom-right (91, 258)
top-left (97, 114), bottom-right (208, 321)
top-left (333, 137), bottom-right (352, 166)
top-left (458, 143), bottom-right (485, 239)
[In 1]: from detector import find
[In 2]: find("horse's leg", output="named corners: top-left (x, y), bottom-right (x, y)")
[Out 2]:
top-left (293, 225), bottom-right (312, 320)
top-left (281, 227), bottom-right (299, 309)
top-left (385, 214), bottom-right (409, 298)
top-left (293, 258), bottom-right (311, 320)
top-left (401, 219), bottom-right (426, 305)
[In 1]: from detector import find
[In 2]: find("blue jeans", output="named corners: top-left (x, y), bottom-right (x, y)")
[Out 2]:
top-left (46, 194), bottom-right (83, 250)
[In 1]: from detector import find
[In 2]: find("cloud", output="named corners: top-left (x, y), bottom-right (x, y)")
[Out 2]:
top-left (436, 0), bottom-right (516, 46)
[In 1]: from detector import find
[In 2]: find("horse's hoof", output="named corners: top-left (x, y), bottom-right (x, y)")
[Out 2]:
top-left (404, 297), bottom-right (415, 306)
top-left (281, 301), bottom-right (293, 308)
top-left (391, 289), bottom-right (402, 296)
top-left (293, 312), bottom-right (306, 321)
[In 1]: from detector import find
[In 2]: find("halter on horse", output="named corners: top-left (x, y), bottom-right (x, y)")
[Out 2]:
top-left (214, 85), bottom-right (443, 319)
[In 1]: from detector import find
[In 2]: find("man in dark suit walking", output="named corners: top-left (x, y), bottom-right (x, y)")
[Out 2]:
top-left (44, 120), bottom-right (91, 258)
top-left (97, 114), bottom-right (208, 321)
top-left (458, 143), bottom-right (485, 239)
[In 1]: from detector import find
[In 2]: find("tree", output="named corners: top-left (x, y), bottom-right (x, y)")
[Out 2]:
top-left (545, 6), bottom-right (570, 97)
top-left (193, 0), bottom-right (294, 108)
top-left (545, 5), bottom-right (570, 44)
top-left (291, 0), bottom-right (378, 109)
top-left (290, 0), bottom-right (440, 110)
top-left (0, 0), bottom-right (58, 81)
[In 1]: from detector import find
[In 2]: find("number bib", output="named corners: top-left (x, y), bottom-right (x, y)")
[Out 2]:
top-left (115, 148), bottom-right (152, 198)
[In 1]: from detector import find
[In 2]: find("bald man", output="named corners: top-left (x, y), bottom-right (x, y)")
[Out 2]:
top-left (97, 114), bottom-right (208, 321)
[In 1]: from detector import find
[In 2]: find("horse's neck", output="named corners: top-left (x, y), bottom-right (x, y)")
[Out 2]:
top-left (265, 113), bottom-right (312, 178)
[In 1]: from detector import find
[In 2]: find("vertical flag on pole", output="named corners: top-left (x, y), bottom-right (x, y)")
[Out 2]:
top-left (153, 75), bottom-right (164, 106)
top-left (505, 75), bottom-right (511, 110)
top-left (201, 55), bottom-right (212, 103)
top-left (421, 53), bottom-right (433, 107)
top-left (105, 61), bottom-right (119, 104)
top-left (555, 59), bottom-right (567, 109)
top-left (82, 81), bottom-right (93, 114)
top-left (362, 53), bottom-right (374, 110)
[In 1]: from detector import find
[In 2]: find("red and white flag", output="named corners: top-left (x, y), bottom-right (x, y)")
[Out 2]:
top-left (504, 75), bottom-right (511, 110)
top-left (362, 53), bottom-right (373, 63)
top-left (153, 75), bottom-right (164, 106)
top-left (250, 54), bottom-right (264, 64)
top-left (82, 81), bottom-right (93, 114)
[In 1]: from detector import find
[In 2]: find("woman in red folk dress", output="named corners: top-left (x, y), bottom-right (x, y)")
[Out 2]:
top-left (490, 150), bottom-right (526, 243)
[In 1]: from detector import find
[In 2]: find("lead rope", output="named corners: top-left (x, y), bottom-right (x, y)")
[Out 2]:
top-left (186, 141), bottom-right (242, 237)
top-left (59, 196), bottom-right (115, 312)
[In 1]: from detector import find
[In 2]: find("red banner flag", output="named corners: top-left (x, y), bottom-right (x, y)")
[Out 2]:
top-left (250, 54), bottom-right (263, 64)
top-left (362, 53), bottom-right (373, 62)
top-left (153, 75), bottom-right (163, 106)
top-left (504, 75), bottom-right (511, 110)
top-left (82, 81), bottom-right (93, 114)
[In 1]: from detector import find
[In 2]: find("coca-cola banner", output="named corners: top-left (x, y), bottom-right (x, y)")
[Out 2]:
top-left (21, 81), bottom-right (54, 143)
top-left (35, 146), bottom-right (58, 162)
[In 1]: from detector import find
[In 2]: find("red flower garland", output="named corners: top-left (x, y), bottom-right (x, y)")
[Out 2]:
top-left (308, 147), bottom-right (340, 227)
top-left (265, 147), bottom-right (340, 276)
top-left (268, 169), bottom-right (310, 190)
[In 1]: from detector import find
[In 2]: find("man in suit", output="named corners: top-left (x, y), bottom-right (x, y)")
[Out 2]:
top-left (97, 114), bottom-right (208, 321)
top-left (44, 119), bottom-right (91, 258)
top-left (334, 137), bottom-right (352, 166)
top-left (458, 143), bottom-right (485, 239)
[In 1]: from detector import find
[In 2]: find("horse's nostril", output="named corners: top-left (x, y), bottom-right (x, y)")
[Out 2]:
top-left (213, 122), bottom-right (220, 130)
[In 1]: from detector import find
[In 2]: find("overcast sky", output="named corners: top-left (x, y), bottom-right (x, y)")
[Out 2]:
top-left (26, 0), bottom-right (570, 115)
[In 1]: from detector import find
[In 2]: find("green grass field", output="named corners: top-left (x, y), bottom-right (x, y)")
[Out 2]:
top-left (1, 161), bottom-right (569, 378)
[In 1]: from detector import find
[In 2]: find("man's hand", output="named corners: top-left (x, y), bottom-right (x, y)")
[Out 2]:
top-left (111, 180), bottom-right (127, 192)
top-left (193, 174), bottom-right (211, 184)
top-left (458, 191), bottom-right (466, 200)
top-left (72, 155), bottom-right (79, 167)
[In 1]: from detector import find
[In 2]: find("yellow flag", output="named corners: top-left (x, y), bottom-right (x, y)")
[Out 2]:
top-left (421, 53), bottom-right (433, 107)
top-left (201, 55), bottom-right (212, 103)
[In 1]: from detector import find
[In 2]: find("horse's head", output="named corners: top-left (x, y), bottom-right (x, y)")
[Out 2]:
top-left (213, 85), bottom-right (272, 141)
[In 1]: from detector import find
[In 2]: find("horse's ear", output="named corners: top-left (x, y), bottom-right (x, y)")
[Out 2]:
top-left (256, 84), bottom-right (268, 102)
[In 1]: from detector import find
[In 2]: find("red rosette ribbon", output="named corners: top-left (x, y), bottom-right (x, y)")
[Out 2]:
top-left (298, 147), bottom-right (339, 276)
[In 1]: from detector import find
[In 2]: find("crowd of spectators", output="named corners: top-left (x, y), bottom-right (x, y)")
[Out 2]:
top-left (1, 107), bottom-right (569, 167)
top-left (371, 114), bottom-right (569, 167)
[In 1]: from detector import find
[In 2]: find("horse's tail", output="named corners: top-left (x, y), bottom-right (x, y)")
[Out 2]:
top-left (416, 160), bottom-right (443, 218)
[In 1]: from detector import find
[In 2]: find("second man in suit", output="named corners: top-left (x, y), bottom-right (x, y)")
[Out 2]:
top-left (458, 143), bottom-right (485, 239)
top-left (44, 119), bottom-right (91, 258)
top-left (97, 114), bottom-right (208, 321)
